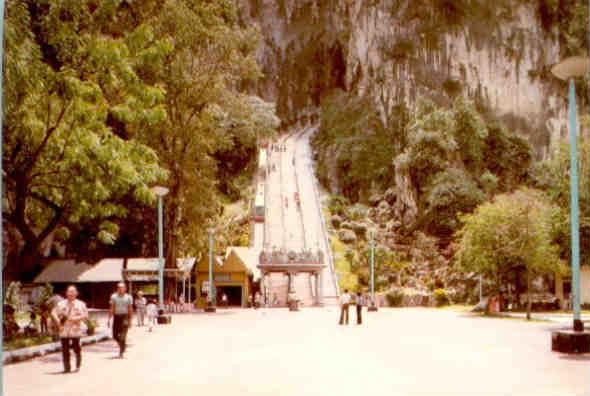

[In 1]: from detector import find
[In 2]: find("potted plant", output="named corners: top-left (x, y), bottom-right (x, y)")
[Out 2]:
top-left (85, 319), bottom-right (98, 336)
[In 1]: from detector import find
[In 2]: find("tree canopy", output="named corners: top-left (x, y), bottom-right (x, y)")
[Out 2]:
top-left (3, 0), bottom-right (278, 281)
top-left (455, 188), bottom-right (564, 292)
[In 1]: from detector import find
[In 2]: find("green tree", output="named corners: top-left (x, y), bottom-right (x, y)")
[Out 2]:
top-left (455, 188), bottom-right (564, 318)
top-left (421, 168), bottom-right (485, 237)
top-left (143, 0), bottom-right (275, 297)
top-left (359, 244), bottom-right (407, 290)
top-left (3, 1), bottom-right (167, 278)
top-left (531, 134), bottom-right (590, 266)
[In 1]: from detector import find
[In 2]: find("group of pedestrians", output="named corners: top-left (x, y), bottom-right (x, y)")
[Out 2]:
top-left (51, 282), bottom-right (160, 374)
top-left (338, 289), bottom-right (366, 325)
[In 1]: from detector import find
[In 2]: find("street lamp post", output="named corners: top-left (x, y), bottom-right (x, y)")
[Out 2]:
top-left (151, 186), bottom-right (169, 310)
top-left (550, 56), bottom-right (590, 353)
top-left (205, 228), bottom-right (216, 312)
top-left (368, 231), bottom-right (378, 312)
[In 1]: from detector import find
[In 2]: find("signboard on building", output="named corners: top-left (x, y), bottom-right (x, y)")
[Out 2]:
top-left (214, 273), bottom-right (231, 282)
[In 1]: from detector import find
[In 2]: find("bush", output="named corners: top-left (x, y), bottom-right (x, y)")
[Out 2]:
top-left (340, 221), bottom-right (353, 230)
top-left (433, 288), bottom-right (450, 307)
top-left (331, 215), bottom-right (342, 229)
top-left (351, 222), bottom-right (367, 238)
top-left (346, 204), bottom-right (369, 221)
top-left (386, 289), bottom-right (404, 307)
top-left (86, 318), bottom-right (99, 336)
top-left (338, 229), bottom-right (357, 244)
top-left (328, 195), bottom-right (349, 216)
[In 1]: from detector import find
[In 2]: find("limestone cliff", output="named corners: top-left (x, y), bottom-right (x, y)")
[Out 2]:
top-left (238, 0), bottom-right (574, 158)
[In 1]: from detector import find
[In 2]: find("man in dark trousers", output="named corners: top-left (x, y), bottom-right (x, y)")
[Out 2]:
top-left (339, 289), bottom-right (351, 325)
top-left (355, 292), bottom-right (365, 325)
top-left (51, 285), bottom-right (88, 373)
top-left (108, 282), bottom-right (133, 358)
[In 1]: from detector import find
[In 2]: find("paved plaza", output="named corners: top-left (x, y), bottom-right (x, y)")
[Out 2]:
top-left (4, 308), bottom-right (589, 396)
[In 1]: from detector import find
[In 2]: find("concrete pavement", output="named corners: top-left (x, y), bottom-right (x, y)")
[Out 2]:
top-left (4, 308), bottom-right (588, 396)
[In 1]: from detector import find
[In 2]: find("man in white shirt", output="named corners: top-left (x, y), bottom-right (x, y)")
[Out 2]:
top-left (339, 289), bottom-right (351, 325)
top-left (135, 291), bottom-right (147, 326)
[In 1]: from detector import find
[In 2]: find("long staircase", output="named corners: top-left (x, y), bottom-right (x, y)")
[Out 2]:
top-left (255, 124), bottom-right (339, 306)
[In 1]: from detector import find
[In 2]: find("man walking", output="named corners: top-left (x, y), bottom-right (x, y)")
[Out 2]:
top-left (108, 282), bottom-right (133, 358)
top-left (339, 289), bottom-right (351, 325)
top-left (51, 285), bottom-right (88, 373)
top-left (355, 292), bottom-right (365, 325)
top-left (135, 291), bottom-right (147, 326)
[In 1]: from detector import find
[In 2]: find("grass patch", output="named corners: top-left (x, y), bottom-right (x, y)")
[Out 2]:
top-left (467, 312), bottom-right (549, 323)
top-left (4, 335), bottom-right (54, 351)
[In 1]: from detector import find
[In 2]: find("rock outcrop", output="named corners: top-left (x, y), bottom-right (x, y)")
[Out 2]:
top-left (238, 0), bottom-right (567, 158)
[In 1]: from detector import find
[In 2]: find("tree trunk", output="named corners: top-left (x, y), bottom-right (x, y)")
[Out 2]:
top-left (164, 199), bottom-right (180, 302)
top-left (526, 268), bottom-right (532, 321)
top-left (11, 243), bottom-right (42, 282)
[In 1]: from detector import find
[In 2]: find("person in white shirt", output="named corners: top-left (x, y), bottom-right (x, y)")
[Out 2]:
top-left (339, 289), bottom-right (351, 325)
top-left (135, 291), bottom-right (147, 326)
top-left (146, 300), bottom-right (158, 332)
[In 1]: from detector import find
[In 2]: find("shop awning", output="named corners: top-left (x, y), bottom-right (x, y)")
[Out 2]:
top-left (124, 257), bottom-right (196, 281)
top-left (34, 259), bottom-right (124, 283)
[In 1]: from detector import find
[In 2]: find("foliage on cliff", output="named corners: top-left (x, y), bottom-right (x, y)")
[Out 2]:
top-left (312, 91), bottom-right (532, 240)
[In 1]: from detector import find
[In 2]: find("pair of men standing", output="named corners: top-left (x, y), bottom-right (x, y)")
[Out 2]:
top-left (339, 289), bottom-right (366, 325)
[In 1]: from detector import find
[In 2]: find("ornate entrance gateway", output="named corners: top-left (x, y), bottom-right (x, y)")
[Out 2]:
top-left (258, 249), bottom-right (325, 307)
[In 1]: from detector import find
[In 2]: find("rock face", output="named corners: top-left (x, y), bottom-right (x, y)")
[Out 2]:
top-left (238, 0), bottom-right (566, 157)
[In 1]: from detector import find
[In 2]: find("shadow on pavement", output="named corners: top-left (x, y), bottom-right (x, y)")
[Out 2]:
top-left (38, 355), bottom-right (62, 364)
top-left (557, 354), bottom-right (590, 361)
top-left (83, 341), bottom-right (118, 353)
top-left (44, 370), bottom-right (69, 375)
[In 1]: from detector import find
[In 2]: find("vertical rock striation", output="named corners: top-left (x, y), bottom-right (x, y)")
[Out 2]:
top-left (238, 0), bottom-right (568, 157)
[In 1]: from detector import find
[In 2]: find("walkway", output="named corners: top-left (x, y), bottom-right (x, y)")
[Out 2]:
top-left (4, 308), bottom-right (588, 396)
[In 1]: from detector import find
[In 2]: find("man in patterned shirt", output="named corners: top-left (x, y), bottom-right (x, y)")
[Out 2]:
top-left (51, 285), bottom-right (88, 373)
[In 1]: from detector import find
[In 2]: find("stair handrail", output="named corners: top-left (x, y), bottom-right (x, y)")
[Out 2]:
top-left (308, 160), bottom-right (340, 297)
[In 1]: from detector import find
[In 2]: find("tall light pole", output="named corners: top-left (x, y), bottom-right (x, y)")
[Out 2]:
top-left (205, 228), bottom-right (216, 312)
top-left (551, 56), bottom-right (590, 332)
top-left (151, 186), bottom-right (169, 309)
top-left (368, 231), bottom-right (378, 312)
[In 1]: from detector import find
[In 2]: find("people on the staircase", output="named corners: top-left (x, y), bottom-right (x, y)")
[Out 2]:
top-left (339, 289), bottom-right (351, 325)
